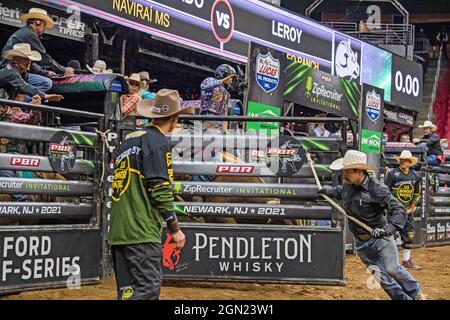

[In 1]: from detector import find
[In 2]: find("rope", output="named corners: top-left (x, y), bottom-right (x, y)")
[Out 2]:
top-left (94, 128), bottom-right (111, 188)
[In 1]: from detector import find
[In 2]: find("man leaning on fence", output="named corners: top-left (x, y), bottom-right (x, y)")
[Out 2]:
top-left (108, 89), bottom-right (193, 300)
top-left (318, 150), bottom-right (425, 300)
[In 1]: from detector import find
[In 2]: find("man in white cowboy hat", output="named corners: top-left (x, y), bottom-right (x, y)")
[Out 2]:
top-left (86, 60), bottom-right (113, 74)
top-left (318, 150), bottom-right (425, 300)
top-left (138, 71), bottom-right (157, 101)
top-left (0, 43), bottom-right (63, 102)
top-left (0, 7), bottom-right (74, 98)
top-left (108, 89), bottom-right (193, 300)
top-left (385, 150), bottom-right (422, 270)
top-left (413, 121), bottom-right (444, 166)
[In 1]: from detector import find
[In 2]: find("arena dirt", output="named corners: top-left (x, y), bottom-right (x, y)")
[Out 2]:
top-left (2, 246), bottom-right (449, 300)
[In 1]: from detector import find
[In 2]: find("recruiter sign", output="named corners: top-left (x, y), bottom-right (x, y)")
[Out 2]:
top-left (0, 230), bottom-right (101, 290)
top-left (161, 225), bottom-right (344, 283)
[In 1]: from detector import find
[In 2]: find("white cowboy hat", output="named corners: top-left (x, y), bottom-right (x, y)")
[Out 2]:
top-left (419, 120), bottom-right (437, 131)
top-left (330, 150), bottom-right (377, 171)
top-left (138, 71), bottom-right (157, 84)
top-left (20, 8), bottom-right (55, 29)
top-left (2, 43), bottom-right (42, 61)
top-left (137, 89), bottom-right (194, 119)
top-left (394, 150), bottom-right (418, 166)
top-left (127, 73), bottom-right (142, 83)
top-left (86, 60), bottom-right (113, 74)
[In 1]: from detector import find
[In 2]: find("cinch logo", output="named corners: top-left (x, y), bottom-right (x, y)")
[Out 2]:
top-left (49, 144), bottom-right (73, 153)
top-left (10, 157), bottom-right (40, 167)
top-left (216, 165), bottom-right (254, 174)
top-left (162, 233), bottom-right (181, 270)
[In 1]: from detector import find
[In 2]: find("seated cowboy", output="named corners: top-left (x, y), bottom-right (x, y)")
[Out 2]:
top-left (0, 43), bottom-right (63, 103)
top-left (412, 121), bottom-right (444, 166)
top-left (0, 8), bottom-right (75, 100)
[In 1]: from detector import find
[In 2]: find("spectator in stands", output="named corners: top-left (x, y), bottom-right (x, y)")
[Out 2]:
top-left (0, 91), bottom-right (42, 208)
top-left (436, 27), bottom-right (448, 60)
top-left (68, 60), bottom-right (88, 75)
top-left (399, 133), bottom-right (411, 143)
top-left (86, 60), bottom-right (113, 74)
top-left (413, 121), bottom-right (444, 166)
top-left (120, 73), bottom-right (142, 116)
top-left (0, 8), bottom-right (75, 99)
top-left (138, 71), bottom-right (157, 101)
top-left (0, 43), bottom-right (63, 103)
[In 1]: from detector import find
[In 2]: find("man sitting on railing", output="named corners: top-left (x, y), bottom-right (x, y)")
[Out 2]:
top-left (0, 43), bottom-right (63, 103)
top-left (412, 121), bottom-right (445, 166)
top-left (0, 8), bottom-right (74, 100)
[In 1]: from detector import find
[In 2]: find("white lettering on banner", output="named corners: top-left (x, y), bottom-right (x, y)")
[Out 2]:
top-left (183, 185), bottom-right (233, 194)
top-left (193, 233), bottom-right (312, 273)
top-left (0, 181), bottom-right (24, 189)
top-left (0, 3), bottom-right (21, 22)
top-left (312, 83), bottom-right (343, 102)
top-left (216, 11), bottom-right (230, 29)
top-left (1, 236), bottom-right (81, 282)
top-left (0, 206), bottom-right (62, 215)
top-left (271, 20), bottom-right (303, 44)
top-left (182, 0), bottom-right (204, 8)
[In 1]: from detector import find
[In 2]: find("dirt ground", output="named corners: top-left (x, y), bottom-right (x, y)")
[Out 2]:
top-left (2, 246), bottom-right (449, 300)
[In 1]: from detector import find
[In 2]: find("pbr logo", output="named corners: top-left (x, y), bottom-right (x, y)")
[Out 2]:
top-left (365, 89), bottom-right (381, 122)
top-left (266, 136), bottom-right (307, 177)
top-left (10, 157), bottom-right (40, 167)
top-left (48, 131), bottom-right (77, 174)
top-left (256, 52), bottom-right (280, 93)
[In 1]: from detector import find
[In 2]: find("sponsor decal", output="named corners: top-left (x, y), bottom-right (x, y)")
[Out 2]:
top-left (335, 39), bottom-right (360, 80)
top-left (112, 156), bottom-right (130, 202)
top-left (360, 129), bottom-right (382, 154)
top-left (395, 182), bottom-right (414, 203)
top-left (427, 223), bottom-right (436, 242)
top-left (162, 233), bottom-right (182, 271)
top-left (48, 131), bottom-right (77, 174)
top-left (10, 157), bottom-right (40, 167)
top-left (121, 287), bottom-right (134, 300)
top-left (437, 223), bottom-right (446, 240)
top-left (266, 136), bottom-right (306, 177)
top-left (216, 165), bottom-right (254, 174)
top-left (246, 101), bottom-right (281, 135)
top-left (178, 205), bottom-right (286, 216)
top-left (256, 51), bottom-right (281, 93)
top-left (365, 89), bottom-right (381, 122)
top-left (211, 0), bottom-right (234, 44)
top-left (0, 205), bottom-right (62, 215)
top-left (446, 222), bottom-right (450, 240)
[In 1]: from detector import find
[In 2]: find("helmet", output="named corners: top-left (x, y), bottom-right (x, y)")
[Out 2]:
top-left (215, 64), bottom-right (236, 80)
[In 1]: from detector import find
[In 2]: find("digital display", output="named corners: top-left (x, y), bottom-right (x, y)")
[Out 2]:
top-left (361, 43), bottom-right (392, 102)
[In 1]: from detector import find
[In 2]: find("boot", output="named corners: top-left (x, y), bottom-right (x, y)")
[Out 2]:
top-left (402, 259), bottom-right (422, 270)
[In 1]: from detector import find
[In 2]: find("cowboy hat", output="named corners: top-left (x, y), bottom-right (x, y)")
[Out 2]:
top-left (127, 73), bottom-right (142, 83)
top-left (138, 71), bottom-right (157, 84)
top-left (137, 89), bottom-right (194, 119)
top-left (419, 120), bottom-right (437, 131)
top-left (2, 43), bottom-right (42, 61)
top-left (20, 8), bottom-right (55, 29)
top-left (394, 150), bottom-right (418, 166)
top-left (330, 150), bottom-right (377, 171)
top-left (86, 60), bottom-right (113, 74)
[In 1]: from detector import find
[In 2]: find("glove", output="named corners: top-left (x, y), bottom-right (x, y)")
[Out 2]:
top-left (372, 228), bottom-right (388, 239)
top-left (318, 186), bottom-right (334, 197)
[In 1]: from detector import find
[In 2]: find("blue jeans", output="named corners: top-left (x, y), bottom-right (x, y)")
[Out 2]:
top-left (426, 154), bottom-right (441, 166)
top-left (26, 73), bottom-right (52, 102)
top-left (355, 236), bottom-right (422, 300)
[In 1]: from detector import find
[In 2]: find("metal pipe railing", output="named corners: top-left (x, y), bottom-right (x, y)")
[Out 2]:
top-left (428, 48), bottom-right (443, 121)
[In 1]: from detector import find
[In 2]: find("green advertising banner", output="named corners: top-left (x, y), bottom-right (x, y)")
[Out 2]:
top-left (360, 129), bottom-right (382, 154)
top-left (359, 84), bottom-right (385, 175)
top-left (284, 64), bottom-right (360, 120)
top-left (246, 101), bottom-right (281, 135)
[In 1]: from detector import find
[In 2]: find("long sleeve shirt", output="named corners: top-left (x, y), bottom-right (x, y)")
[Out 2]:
top-left (0, 25), bottom-right (65, 75)
top-left (420, 133), bottom-right (443, 156)
top-left (325, 175), bottom-right (407, 237)
top-left (385, 168), bottom-right (421, 213)
top-left (0, 63), bottom-right (45, 99)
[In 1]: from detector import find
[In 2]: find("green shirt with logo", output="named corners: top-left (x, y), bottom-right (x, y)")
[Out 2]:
top-left (108, 124), bottom-right (175, 245)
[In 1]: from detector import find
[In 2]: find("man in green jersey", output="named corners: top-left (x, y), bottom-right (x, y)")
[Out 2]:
top-left (109, 89), bottom-right (194, 300)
